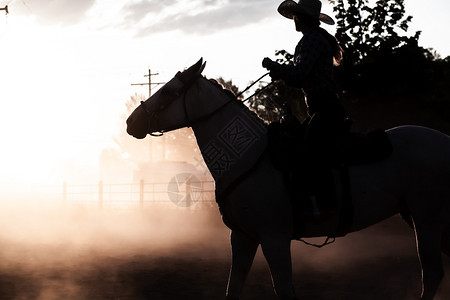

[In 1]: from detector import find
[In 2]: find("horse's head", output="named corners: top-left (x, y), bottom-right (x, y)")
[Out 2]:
top-left (126, 58), bottom-right (207, 139)
top-left (127, 59), bottom-right (205, 139)
top-left (126, 58), bottom-right (236, 139)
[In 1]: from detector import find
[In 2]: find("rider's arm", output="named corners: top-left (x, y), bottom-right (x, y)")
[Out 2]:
top-left (264, 31), bottom-right (327, 88)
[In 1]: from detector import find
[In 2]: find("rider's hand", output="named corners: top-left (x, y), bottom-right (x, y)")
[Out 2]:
top-left (269, 70), bottom-right (281, 81)
top-left (262, 57), bottom-right (275, 69)
top-left (263, 57), bottom-right (282, 81)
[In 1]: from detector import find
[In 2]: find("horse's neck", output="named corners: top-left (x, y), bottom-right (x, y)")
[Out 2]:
top-left (191, 98), bottom-right (267, 185)
top-left (192, 99), bottom-right (264, 146)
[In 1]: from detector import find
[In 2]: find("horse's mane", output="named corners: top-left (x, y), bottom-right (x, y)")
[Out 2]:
top-left (207, 78), bottom-right (268, 126)
top-left (207, 78), bottom-right (238, 100)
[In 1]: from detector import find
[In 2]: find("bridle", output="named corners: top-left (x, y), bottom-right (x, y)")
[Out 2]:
top-left (140, 72), bottom-right (233, 137)
top-left (140, 102), bottom-right (164, 137)
top-left (139, 71), bottom-right (273, 137)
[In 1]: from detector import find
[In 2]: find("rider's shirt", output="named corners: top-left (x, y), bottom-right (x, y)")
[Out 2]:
top-left (274, 28), bottom-right (337, 97)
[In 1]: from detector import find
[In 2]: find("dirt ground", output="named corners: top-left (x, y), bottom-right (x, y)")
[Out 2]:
top-left (0, 205), bottom-right (449, 300)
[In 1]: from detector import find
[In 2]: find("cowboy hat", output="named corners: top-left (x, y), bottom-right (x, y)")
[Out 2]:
top-left (278, 0), bottom-right (335, 25)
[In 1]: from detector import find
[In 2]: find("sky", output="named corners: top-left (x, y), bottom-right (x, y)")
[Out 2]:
top-left (0, 0), bottom-right (449, 190)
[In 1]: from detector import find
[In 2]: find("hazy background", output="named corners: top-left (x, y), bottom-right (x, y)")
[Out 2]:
top-left (0, 0), bottom-right (449, 189)
top-left (0, 204), bottom-right (449, 299)
top-left (1, 1), bottom-right (450, 299)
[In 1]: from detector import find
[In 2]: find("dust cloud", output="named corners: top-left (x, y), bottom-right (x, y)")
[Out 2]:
top-left (0, 200), bottom-right (229, 299)
top-left (0, 199), bottom-right (449, 299)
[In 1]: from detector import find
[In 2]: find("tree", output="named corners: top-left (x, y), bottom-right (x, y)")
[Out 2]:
top-left (329, 0), bottom-right (450, 132)
top-left (330, 0), bottom-right (420, 65)
top-left (328, 0), bottom-right (438, 97)
top-left (246, 0), bottom-right (450, 134)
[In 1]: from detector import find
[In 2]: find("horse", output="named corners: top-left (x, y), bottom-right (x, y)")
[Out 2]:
top-left (126, 59), bottom-right (450, 300)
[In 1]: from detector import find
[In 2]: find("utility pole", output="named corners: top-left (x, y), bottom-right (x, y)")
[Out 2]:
top-left (1, 5), bottom-right (8, 15)
top-left (131, 69), bottom-right (166, 163)
top-left (131, 69), bottom-right (164, 98)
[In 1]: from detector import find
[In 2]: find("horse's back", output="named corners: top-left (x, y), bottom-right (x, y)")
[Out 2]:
top-left (388, 125), bottom-right (450, 148)
top-left (387, 125), bottom-right (450, 168)
top-left (348, 125), bottom-right (450, 231)
top-left (388, 125), bottom-right (450, 224)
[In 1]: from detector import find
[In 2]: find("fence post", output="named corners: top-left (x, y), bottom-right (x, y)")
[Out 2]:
top-left (139, 179), bottom-right (144, 209)
top-left (99, 180), bottom-right (103, 209)
top-left (63, 181), bottom-right (67, 205)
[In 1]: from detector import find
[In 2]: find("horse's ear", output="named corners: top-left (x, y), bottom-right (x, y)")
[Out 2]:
top-left (198, 61), bottom-right (206, 75)
top-left (194, 57), bottom-right (204, 72)
top-left (182, 58), bottom-right (204, 81)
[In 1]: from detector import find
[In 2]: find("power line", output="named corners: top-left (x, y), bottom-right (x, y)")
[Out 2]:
top-left (5, 0), bottom-right (32, 13)
top-left (0, 5), bottom-right (8, 15)
top-left (131, 69), bottom-right (165, 98)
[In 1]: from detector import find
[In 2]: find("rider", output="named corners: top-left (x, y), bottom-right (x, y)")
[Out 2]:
top-left (262, 0), bottom-right (345, 217)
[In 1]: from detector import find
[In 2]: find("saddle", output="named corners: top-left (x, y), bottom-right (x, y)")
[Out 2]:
top-left (268, 117), bottom-right (393, 239)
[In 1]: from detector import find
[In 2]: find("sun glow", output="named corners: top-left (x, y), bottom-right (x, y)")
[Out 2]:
top-left (0, 12), bottom-right (283, 190)
top-left (0, 16), bottom-right (127, 187)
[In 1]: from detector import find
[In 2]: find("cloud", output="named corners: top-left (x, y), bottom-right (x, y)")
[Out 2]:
top-left (119, 0), bottom-right (276, 36)
top-left (12, 0), bottom-right (96, 25)
top-left (122, 0), bottom-right (178, 23)
top-left (10, 0), bottom-right (277, 33)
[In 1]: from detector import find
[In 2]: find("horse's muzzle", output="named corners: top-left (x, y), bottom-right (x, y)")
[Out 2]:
top-left (126, 115), bottom-right (147, 139)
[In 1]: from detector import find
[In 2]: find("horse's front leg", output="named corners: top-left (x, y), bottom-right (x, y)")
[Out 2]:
top-left (261, 233), bottom-right (296, 300)
top-left (413, 221), bottom-right (445, 300)
top-left (226, 229), bottom-right (259, 299)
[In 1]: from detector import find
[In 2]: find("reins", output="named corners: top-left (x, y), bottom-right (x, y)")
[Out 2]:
top-left (143, 72), bottom-right (274, 137)
top-left (235, 72), bottom-right (274, 103)
top-left (299, 236), bottom-right (336, 248)
top-left (236, 72), bottom-right (269, 99)
top-left (144, 74), bottom-right (236, 137)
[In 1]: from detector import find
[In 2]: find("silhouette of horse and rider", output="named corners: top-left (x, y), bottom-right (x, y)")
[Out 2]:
top-left (126, 1), bottom-right (450, 299)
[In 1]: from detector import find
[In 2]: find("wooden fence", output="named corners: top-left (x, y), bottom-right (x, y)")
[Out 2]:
top-left (61, 179), bottom-right (215, 209)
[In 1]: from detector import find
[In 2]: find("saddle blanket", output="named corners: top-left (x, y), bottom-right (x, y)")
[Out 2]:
top-left (199, 103), bottom-right (267, 196)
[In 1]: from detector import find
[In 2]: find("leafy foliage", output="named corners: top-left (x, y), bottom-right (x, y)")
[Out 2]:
top-left (329, 0), bottom-right (432, 97)
top-left (248, 0), bottom-right (450, 134)
top-left (332, 0), bottom-right (450, 132)
top-left (330, 0), bottom-right (420, 64)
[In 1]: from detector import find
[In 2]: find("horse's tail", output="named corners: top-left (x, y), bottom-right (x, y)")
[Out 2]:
top-left (441, 224), bottom-right (450, 257)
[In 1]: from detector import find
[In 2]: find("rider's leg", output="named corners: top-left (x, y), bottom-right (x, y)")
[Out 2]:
top-left (302, 101), bottom-right (345, 217)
